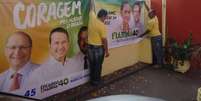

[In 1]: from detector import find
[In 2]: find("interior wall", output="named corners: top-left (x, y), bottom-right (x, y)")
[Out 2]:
top-left (102, 38), bottom-right (152, 76)
top-left (166, 0), bottom-right (201, 44)
top-left (150, 0), bottom-right (162, 32)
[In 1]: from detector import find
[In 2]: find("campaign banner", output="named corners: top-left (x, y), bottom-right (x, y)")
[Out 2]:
top-left (0, 0), bottom-right (89, 99)
top-left (95, 0), bottom-right (145, 48)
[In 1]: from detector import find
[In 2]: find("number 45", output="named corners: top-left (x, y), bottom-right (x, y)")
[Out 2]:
top-left (24, 88), bottom-right (36, 97)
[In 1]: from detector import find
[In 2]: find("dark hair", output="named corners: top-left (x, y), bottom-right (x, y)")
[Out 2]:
top-left (120, 1), bottom-right (129, 11)
top-left (78, 26), bottom-right (88, 40)
top-left (149, 9), bottom-right (156, 14)
top-left (148, 9), bottom-right (156, 18)
top-left (49, 27), bottom-right (69, 44)
top-left (132, 1), bottom-right (141, 13)
top-left (97, 9), bottom-right (108, 18)
top-left (78, 26), bottom-right (88, 54)
top-left (11, 31), bottom-right (33, 47)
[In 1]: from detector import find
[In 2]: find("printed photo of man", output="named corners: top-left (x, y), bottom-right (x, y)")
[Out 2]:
top-left (75, 26), bottom-right (89, 70)
top-left (108, 0), bottom-right (134, 36)
top-left (132, 1), bottom-right (145, 37)
top-left (120, 0), bottom-right (132, 33)
top-left (27, 27), bottom-right (83, 84)
top-left (0, 31), bottom-right (39, 92)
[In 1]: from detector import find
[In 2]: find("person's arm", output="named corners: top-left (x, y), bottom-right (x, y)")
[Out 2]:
top-left (139, 16), bottom-right (154, 38)
top-left (139, 29), bottom-right (150, 37)
top-left (143, 1), bottom-right (150, 12)
top-left (90, 0), bottom-right (95, 12)
top-left (102, 38), bottom-right (109, 57)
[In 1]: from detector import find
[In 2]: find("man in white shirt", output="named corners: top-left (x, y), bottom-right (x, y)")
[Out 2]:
top-left (76, 26), bottom-right (88, 70)
top-left (28, 27), bottom-right (83, 84)
top-left (0, 31), bottom-right (39, 92)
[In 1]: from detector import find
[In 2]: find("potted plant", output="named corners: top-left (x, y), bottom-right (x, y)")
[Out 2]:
top-left (164, 33), bottom-right (192, 73)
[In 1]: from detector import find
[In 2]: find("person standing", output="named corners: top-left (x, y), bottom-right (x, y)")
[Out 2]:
top-left (87, 0), bottom-right (109, 86)
top-left (140, 2), bottom-right (163, 68)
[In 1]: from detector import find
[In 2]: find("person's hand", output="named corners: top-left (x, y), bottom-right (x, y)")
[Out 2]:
top-left (145, 35), bottom-right (152, 39)
top-left (139, 33), bottom-right (145, 38)
top-left (105, 51), bottom-right (110, 57)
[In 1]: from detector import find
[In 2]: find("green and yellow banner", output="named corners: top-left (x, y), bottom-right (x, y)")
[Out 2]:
top-left (0, 0), bottom-right (89, 99)
top-left (94, 0), bottom-right (146, 48)
top-left (0, 0), bottom-right (89, 71)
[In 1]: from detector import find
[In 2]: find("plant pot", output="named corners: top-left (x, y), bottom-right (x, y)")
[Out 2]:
top-left (197, 87), bottom-right (201, 101)
top-left (174, 60), bottom-right (190, 73)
